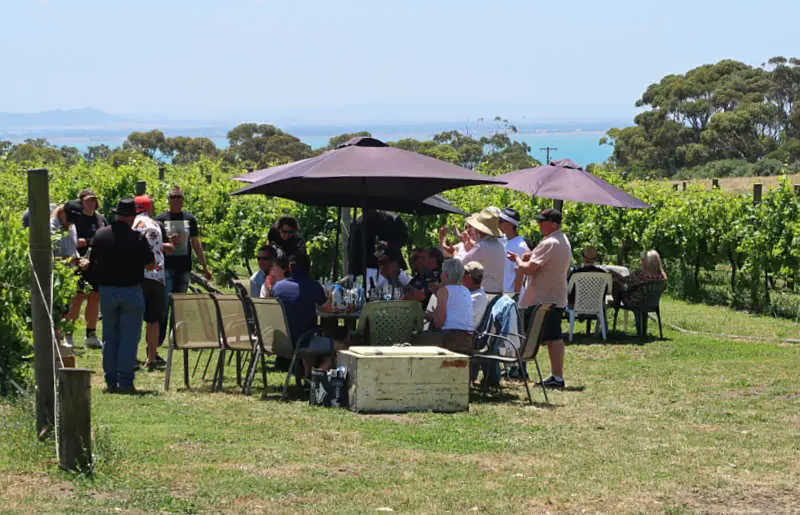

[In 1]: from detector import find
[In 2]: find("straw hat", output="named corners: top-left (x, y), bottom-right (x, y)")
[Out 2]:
top-left (466, 207), bottom-right (502, 237)
top-left (582, 246), bottom-right (598, 263)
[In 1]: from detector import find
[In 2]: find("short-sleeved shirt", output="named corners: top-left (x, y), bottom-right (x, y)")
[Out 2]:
top-left (250, 269), bottom-right (267, 297)
top-left (407, 269), bottom-right (442, 306)
top-left (458, 236), bottom-right (506, 294)
top-left (519, 230), bottom-right (572, 309)
top-left (50, 216), bottom-right (78, 259)
top-left (133, 214), bottom-right (168, 284)
top-left (73, 212), bottom-right (108, 256)
top-left (503, 235), bottom-right (530, 293)
top-left (86, 222), bottom-right (154, 287)
top-left (270, 274), bottom-right (327, 344)
top-left (267, 225), bottom-right (307, 258)
top-left (155, 211), bottom-right (199, 274)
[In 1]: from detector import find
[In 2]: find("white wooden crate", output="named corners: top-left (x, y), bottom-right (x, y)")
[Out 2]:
top-left (337, 346), bottom-right (469, 413)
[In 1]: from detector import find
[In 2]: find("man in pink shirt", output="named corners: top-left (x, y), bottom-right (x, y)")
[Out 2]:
top-left (508, 209), bottom-right (572, 389)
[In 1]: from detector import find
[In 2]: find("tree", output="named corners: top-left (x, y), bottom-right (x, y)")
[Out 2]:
top-left (223, 123), bottom-right (312, 168)
top-left (326, 131), bottom-right (372, 149)
top-left (84, 144), bottom-right (112, 162)
top-left (123, 130), bottom-right (168, 160)
top-left (164, 136), bottom-right (219, 165)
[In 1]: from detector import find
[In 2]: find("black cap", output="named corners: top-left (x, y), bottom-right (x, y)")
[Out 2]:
top-left (64, 199), bottom-right (83, 224)
top-left (499, 207), bottom-right (521, 227)
top-left (112, 198), bottom-right (137, 217)
top-left (534, 208), bottom-right (562, 224)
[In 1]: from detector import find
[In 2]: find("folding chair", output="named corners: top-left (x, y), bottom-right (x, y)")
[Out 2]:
top-left (566, 271), bottom-right (612, 342)
top-left (211, 294), bottom-right (256, 392)
top-left (471, 304), bottom-right (553, 405)
top-left (164, 293), bottom-right (223, 391)
top-left (350, 301), bottom-right (424, 346)
top-left (243, 297), bottom-right (288, 396)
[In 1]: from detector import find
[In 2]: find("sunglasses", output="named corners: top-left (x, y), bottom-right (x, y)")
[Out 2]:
top-left (257, 256), bottom-right (273, 261)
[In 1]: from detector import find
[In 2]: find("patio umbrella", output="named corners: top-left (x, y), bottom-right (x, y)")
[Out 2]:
top-left (499, 159), bottom-right (648, 208)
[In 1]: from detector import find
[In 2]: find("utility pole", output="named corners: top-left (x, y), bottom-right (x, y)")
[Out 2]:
top-left (539, 146), bottom-right (558, 164)
top-left (28, 168), bottom-right (54, 439)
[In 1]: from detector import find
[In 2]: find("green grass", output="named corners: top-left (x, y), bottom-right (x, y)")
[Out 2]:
top-left (2, 296), bottom-right (799, 513)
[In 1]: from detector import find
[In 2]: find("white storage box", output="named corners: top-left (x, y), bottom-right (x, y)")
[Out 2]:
top-left (337, 346), bottom-right (469, 413)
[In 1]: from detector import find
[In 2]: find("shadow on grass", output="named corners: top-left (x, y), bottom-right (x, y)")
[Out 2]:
top-left (565, 331), bottom-right (670, 346)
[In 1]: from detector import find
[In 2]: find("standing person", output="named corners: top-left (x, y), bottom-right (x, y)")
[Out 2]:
top-left (498, 207), bottom-right (529, 295)
top-left (155, 186), bottom-right (212, 343)
top-left (63, 189), bottom-right (108, 349)
top-left (455, 208), bottom-right (506, 294)
top-left (510, 208), bottom-right (572, 389)
top-left (348, 209), bottom-right (408, 276)
top-left (133, 195), bottom-right (174, 371)
top-left (49, 201), bottom-right (81, 349)
top-left (267, 215), bottom-right (306, 259)
top-left (250, 245), bottom-right (277, 297)
top-left (84, 198), bottom-right (154, 393)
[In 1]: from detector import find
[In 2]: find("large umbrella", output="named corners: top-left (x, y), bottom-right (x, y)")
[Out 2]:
top-left (499, 159), bottom-right (648, 208)
top-left (232, 137), bottom-right (504, 209)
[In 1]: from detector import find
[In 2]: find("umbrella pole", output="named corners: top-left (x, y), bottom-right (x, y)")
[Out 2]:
top-left (362, 185), bottom-right (369, 297)
top-left (331, 207), bottom-right (341, 281)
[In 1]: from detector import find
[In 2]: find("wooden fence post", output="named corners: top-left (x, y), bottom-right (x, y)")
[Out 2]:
top-left (158, 165), bottom-right (166, 181)
top-left (682, 182), bottom-right (687, 191)
top-left (57, 368), bottom-right (92, 472)
top-left (753, 183), bottom-right (762, 204)
top-left (553, 199), bottom-right (564, 212)
top-left (794, 184), bottom-right (800, 197)
top-left (135, 180), bottom-right (146, 195)
top-left (672, 184), bottom-right (678, 191)
top-left (712, 179), bottom-right (719, 189)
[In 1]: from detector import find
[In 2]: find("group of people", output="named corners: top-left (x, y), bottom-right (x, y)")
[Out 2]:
top-left (45, 186), bottom-right (212, 393)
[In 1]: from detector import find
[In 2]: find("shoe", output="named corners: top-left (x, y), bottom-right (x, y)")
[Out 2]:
top-left (85, 334), bottom-right (103, 349)
top-left (117, 385), bottom-right (138, 395)
top-left (63, 333), bottom-right (74, 348)
top-left (540, 376), bottom-right (565, 389)
top-left (146, 356), bottom-right (167, 371)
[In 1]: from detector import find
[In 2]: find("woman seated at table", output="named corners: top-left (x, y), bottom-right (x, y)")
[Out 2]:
top-left (611, 249), bottom-right (667, 306)
top-left (414, 259), bottom-right (474, 355)
top-left (267, 215), bottom-right (306, 259)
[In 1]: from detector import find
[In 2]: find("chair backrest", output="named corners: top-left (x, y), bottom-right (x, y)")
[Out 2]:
top-left (519, 304), bottom-right (553, 361)
top-left (170, 293), bottom-right (221, 350)
top-left (357, 301), bottom-right (423, 346)
top-left (568, 272), bottom-right (612, 315)
top-left (231, 279), bottom-right (251, 298)
top-left (246, 297), bottom-right (293, 358)
top-left (639, 280), bottom-right (667, 312)
top-left (212, 294), bottom-right (252, 351)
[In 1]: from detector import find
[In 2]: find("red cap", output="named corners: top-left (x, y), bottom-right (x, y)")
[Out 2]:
top-left (134, 195), bottom-right (153, 214)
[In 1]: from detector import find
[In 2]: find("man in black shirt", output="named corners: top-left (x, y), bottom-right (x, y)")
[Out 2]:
top-left (85, 198), bottom-right (154, 393)
top-left (155, 186), bottom-right (212, 344)
top-left (66, 188), bottom-right (108, 349)
top-left (348, 209), bottom-right (408, 275)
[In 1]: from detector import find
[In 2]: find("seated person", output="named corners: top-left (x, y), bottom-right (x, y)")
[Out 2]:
top-left (250, 245), bottom-right (277, 297)
top-left (267, 215), bottom-right (306, 258)
top-left (371, 246), bottom-right (411, 299)
top-left (406, 247), bottom-right (443, 305)
top-left (266, 255), bottom-right (343, 378)
top-left (568, 245), bottom-right (609, 305)
top-left (415, 259), bottom-right (474, 354)
top-left (462, 261), bottom-right (489, 330)
top-left (611, 249), bottom-right (668, 306)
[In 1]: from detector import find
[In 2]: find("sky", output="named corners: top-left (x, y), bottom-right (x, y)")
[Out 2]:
top-left (1, 0), bottom-right (799, 125)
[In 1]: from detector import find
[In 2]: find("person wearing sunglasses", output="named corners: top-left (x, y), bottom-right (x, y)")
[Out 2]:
top-left (250, 244), bottom-right (277, 297)
top-left (267, 215), bottom-right (306, 259)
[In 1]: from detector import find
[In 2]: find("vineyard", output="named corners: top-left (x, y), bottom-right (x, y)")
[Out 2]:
top-left (1, 155), bottom-right (799, 392)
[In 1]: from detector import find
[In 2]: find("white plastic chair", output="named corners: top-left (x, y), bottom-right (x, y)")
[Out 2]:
top-left (566, 271), bottom-right (613, 342)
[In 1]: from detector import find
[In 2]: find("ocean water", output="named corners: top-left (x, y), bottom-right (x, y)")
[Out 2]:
top-left (37, 126), bottom-right (612, 167)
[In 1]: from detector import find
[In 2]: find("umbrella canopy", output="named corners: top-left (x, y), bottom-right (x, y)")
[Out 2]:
top-left (499, 159), bottom-right (648, 208)
top-left (232, 136), bottom-right (504, 210)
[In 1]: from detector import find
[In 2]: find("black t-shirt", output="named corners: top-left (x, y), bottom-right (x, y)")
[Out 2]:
top-left (348, 212), bottom-right (408, 274)
top-left (74, 212), bottom-right (108, 256)
top-left (408, 269), bottom-right (441, 306)
top-left (267, 224), bottom-right (307, 258)
top-left (86, 222), bottom-right (154, 287)
top-left (155, 211), bottom-right (200, 273)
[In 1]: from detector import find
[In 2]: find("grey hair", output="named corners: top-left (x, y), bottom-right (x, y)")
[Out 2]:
top-left (441, 258), bottom-right (464, 284)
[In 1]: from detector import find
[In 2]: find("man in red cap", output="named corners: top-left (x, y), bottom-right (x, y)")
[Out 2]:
top-left (133, 195), bottom-right (174, 371)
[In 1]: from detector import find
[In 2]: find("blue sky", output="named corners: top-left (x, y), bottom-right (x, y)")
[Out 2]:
top-left (2, 0), bottom-right (798, 124)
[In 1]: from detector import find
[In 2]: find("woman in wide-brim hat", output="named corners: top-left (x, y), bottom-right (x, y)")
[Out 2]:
top-left (465, 207), bottom-right (503, 238)
top-left (453, 207), bottom-right (506, 294)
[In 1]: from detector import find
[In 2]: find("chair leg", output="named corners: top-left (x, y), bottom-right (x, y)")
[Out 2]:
top-left (192, 349), bottom-right (204, 378)
top-left (613, 308), bottom-right (619, 331)
top-left (657, 310), bottom-right (663, 339)
top-left (641, 312), bottom-right (649, 340)
top-left (183, 349), bottom-right (190, 389)
top-left (282, 346), bottom-right (301, 401)
top-left (533, 357), bottom-right (549, 404)
top-left (568, 311), bottom-right (576, 342)
top-left (260, 353), bottom-right (268, 394)
top-left (235, 352), bottom-right (242, 387)
top-left (244, 348), bottom-right (259, 395)
top-left (212, 349), bottom-right (225, 392)
top-left (164, 344), bottom-right (174, 391)
top-left (599, 311), bottom-right (607, 341)
top-left (201, 349), bottom-right (215, 379)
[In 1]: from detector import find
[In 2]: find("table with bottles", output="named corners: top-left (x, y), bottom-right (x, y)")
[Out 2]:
top-left (318, 277), bottom-right (406, 339)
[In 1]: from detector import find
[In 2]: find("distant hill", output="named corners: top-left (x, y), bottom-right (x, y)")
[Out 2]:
top-left (0, 108), bottom-right (126, 128)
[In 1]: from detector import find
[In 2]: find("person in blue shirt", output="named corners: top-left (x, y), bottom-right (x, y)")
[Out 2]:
top-left (250, 244), bottom-right (277, 297)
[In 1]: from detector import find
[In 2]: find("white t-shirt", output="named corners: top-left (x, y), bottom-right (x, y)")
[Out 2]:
top-left (503, 235), bottom-right (530, 293)
top-left (470, 288), bottom-right (489, 330)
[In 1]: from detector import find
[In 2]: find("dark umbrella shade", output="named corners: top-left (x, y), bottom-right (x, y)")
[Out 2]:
top-left (231, 137), bottom-right (504, 210)
top-left (499, 159), bottom-right (648, 208)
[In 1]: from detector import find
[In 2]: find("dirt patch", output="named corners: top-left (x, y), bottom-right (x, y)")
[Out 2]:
top-left (362, 413), bottom-right (423, 424)
top-left (0, 473), bottom-right (74, 508)
top-left (671, 484), bottom-right (800, 513)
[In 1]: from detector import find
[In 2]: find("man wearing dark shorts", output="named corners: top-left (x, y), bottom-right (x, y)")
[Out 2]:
top-left (134, 195), bottom-right (174, 371)
top-left (511, 209), bottom-right (572, 388)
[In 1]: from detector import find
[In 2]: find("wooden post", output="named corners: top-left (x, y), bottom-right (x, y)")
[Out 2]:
top-left (553, 199), bottom-right (564, 212)
top-left (672, 184), bottom-right (678, 191)
top-left (135, 180), bottom-right (146, 195)
top-left (57, 368), bottom-right (92, 472)
top-left (682, 182), bottom-right (687, 191)
top-left (205, 174), bottom-right (212, 184)
top-left (341, 207), bottom-right (351, 276)
top-left (712, 179), bottom-right (719, 189)
top-left (753, 183), bottom-right (762, 204)
top-left (794, 184), bottom-right (800, 197)
top-left (27, 168), bottom-right (54, 439)
top-left (158, 165), bottom-right (166, 181)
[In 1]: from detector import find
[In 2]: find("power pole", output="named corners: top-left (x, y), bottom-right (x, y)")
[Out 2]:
top-left (539, 146), bottom-right (558, 164)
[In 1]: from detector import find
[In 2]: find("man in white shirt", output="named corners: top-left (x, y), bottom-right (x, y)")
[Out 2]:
top-left (498, 207), bottom-right (529, 294)
top-left (462, 261), bottom-right (488, 330)
top-left (456, 208), bottom-right (506, 294)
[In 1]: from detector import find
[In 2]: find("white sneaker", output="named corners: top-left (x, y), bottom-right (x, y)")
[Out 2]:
top-left (85, 334), bottom-right (103, 349)
top-left (63, 333), bottom-right (74, 348)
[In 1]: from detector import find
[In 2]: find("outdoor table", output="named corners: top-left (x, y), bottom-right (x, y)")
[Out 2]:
top-left (318, 308), bottom-right (361, 340)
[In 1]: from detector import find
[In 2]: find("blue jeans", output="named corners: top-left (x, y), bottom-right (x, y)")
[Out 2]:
top-left (160, 269), bottom-right (191, 344)
top-left (100, 285), bottom-right (145, 389)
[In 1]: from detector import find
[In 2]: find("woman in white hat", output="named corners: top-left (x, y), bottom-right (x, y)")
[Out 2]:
top-left (454, 207), bottom-right (506, 294)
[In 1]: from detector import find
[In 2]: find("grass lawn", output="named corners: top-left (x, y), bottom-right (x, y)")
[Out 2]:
top-left (2, 296), bottom-right (799, 513)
